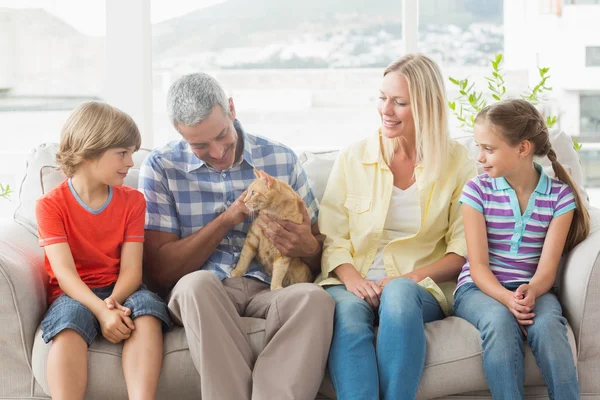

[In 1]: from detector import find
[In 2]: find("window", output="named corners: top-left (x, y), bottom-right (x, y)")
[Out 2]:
top-left (0, 1), bottom-right (105, 218)
top-left (419, 0), bottom-right (504, 136)
top-left (151, 0), bottom-right (404, 151)
top-left (586, 46), bottom-right (600, 67)
top-left (580, 94), bottom-right (600, 137)
top-left (565, 0), bottom-right (600, 4)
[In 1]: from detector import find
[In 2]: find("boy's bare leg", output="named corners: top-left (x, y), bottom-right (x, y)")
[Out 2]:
top-left (122, 316), bottom-right (163, 400)
top-left (47, 329), bottom-right (88, 400)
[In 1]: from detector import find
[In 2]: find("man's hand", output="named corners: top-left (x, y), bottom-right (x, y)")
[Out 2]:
top-left (223, 190), bottom-right (250, 227)
top-left (97, 308), bottom-right (135, 344)
top-left (258, 201), bottom-right (319, 258)
top-left (346, 277), bottom-right (382, 309)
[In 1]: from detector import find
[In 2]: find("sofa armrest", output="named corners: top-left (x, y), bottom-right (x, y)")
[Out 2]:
top-left (0, 218), bottom-right (47, 397)
top-left (558, 209), bottom-right (600, 396)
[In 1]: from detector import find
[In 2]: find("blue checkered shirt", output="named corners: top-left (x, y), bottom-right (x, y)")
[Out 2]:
top-left (139, 120), bottom-right (319, 284)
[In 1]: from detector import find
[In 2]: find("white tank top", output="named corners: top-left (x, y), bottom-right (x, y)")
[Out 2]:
top-left (365, 184), bottom-right (421, 282)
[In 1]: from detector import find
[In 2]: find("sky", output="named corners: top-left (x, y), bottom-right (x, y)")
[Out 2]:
top-left (0, 0), bottom-right (228, 36)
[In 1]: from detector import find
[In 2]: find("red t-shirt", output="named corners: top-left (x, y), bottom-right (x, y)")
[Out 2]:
top-left (35, 179), bottom-right (145, 304)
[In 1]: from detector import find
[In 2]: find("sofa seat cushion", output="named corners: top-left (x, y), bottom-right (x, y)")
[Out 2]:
top-left (32, 317), bottom-right (266, 400)
top-left (32, 313), bottom-right (576, 400)
top-left (318, 316), bottom-right (577, 400)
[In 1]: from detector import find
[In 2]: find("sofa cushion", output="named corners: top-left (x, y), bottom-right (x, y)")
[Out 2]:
top-left (300, 129), bottom-right (587, 205)
top-left (31, 315), bottom-right (576, 399)
top-left (298, 150), bottom-right (340, 204)
top-left (318, 316), bottom-right (577, 400)
top-left (14, 143), bottom-right (150, 236)
top-left (32, 317), bottom-right (266, 400)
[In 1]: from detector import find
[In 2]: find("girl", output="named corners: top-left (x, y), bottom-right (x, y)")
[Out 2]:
top-left (36, 101), bottom-right (171, 400)
top-left (454, 99), bottom-right (590, 399)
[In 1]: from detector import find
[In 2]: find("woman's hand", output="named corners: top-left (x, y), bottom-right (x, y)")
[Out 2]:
top-left (378, 270), bottom-right (422, 289)
top-left (345, 277), bottom-right (382, 309)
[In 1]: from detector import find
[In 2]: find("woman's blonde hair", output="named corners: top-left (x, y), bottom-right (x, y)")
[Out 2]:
top-left (476, 99), bottom-right (590, 252)
top-left (56, 101), bottom-right (141, 177)
top-left (381, 54), bottom-right (449, 182)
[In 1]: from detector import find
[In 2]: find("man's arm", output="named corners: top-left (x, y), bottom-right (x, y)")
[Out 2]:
top-left (144, 191), bottom-right (249, 291)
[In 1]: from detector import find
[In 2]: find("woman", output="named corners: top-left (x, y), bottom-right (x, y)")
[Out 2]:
top-left (317, 54), bottom-right (477, 399)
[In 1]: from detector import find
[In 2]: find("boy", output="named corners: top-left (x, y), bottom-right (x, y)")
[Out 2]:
top-left (36, 101), bottom-right (170, 400)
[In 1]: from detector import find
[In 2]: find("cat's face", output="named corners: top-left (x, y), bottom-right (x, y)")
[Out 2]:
top-left (244, 170), bottom-right (276, 212)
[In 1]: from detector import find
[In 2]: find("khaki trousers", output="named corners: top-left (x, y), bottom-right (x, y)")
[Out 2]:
top-left (168, 270), bottom-right (335, 400)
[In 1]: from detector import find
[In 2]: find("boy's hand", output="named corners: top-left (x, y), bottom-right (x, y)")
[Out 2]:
top-left (97, 308), bottom-right (134, 344)
top-left (104, 297), bottom-right (131, 316)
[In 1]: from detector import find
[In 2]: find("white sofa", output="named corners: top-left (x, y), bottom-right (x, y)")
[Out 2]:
top-left (1, 131), bottom-right (599, 399)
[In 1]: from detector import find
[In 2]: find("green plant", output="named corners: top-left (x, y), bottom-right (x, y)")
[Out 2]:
top-left (0, 183), bottom-right (12, 200)
top-left (448, 53), bottom-right (581, 151)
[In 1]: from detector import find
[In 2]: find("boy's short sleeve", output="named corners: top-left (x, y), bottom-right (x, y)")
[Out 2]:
top-left (124, 191), bottom-right (146, 243)
top-left (459, 178), bottom-right (484, 213)
top-left (36, 197), bottom-right (68, 247)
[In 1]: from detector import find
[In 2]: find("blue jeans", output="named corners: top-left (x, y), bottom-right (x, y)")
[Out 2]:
top-left (454, 282), bottom-right (579, 400)
top-left (41, 284), bottom-right (171, 346)
top-left (326, 278), bottom-right (445, 400)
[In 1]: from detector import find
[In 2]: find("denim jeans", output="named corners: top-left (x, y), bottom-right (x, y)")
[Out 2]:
top-left (326, 278), bottom-right (445, 400)
top-left (41, 284), bottom-right (171, 346)
top-left (454, 282), bottom-right (579, 400)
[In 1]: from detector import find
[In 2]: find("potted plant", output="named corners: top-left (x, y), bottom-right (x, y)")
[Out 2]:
top-left (1, 184), bottom-right (11, 200)
top-left (447, 53), bottom-right (581, 151)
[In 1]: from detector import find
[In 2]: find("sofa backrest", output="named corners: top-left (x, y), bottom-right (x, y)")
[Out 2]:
top-left (298, 129), bottom-right (587, 205)
top-left (14, 128), bottom-right (587, 237)
top-left (14, 144), bottom-right (151, 236)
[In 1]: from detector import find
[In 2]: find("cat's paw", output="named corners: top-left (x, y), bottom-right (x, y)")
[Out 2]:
top-left (270, 284), bottom-right (283, 291)
top-left (230, 267), bottom-right (244, 278)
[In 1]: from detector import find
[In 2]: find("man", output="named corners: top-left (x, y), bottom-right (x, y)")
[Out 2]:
top-left (139, 73), bottom-right (334, 400)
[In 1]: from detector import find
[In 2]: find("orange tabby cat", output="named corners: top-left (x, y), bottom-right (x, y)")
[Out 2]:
top-left (230, 169), bottom-right (312, 290)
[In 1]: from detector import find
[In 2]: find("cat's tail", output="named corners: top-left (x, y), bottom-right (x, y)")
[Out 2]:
top-left (282, 259), bottom-right (313, 287)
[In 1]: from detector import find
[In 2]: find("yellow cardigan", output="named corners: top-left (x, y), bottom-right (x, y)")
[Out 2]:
top-left (316, 132), bottom-right (477, 315)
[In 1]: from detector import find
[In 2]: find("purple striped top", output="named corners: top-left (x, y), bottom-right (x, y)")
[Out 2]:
top-left (457, 164), bottom-right (576, 290)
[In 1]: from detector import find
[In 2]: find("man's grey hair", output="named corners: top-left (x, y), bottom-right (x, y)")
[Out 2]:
top-left (166, 73), bottom-right (231, 128)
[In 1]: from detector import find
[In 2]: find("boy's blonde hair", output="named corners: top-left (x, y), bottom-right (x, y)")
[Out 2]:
top-left (56, 101), bottom-right (141, 177)
top-left (381, 54), bottom-right (450, 182)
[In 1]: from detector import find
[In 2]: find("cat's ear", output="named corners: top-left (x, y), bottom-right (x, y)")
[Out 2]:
top-left (254, 168), bottom-right (261, 179)
top-left (261, 170), bottom-right (274, 189)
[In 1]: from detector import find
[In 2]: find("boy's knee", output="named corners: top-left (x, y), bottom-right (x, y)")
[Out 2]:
top-left (52, 328), bottom-right (89, 347)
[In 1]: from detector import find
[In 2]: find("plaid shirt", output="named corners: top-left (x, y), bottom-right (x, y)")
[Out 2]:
top-left (139, 120), bottom-right (319, 284)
